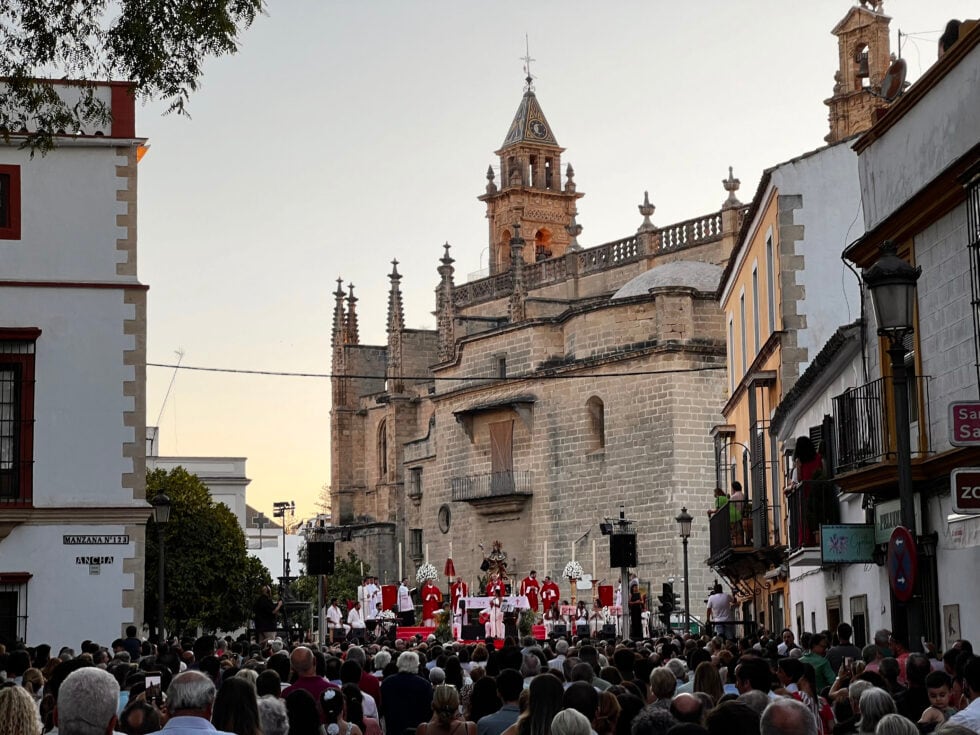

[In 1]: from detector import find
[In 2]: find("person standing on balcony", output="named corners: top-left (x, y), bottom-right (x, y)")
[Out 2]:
top-left (707, 487), bottom-right (729, 518)
top-left (729, 481), bottom-right (746, 545)
top-left (788, 436), bottom-right (825, 547)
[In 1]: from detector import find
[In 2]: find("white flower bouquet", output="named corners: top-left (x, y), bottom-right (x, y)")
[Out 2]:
top-left (562, 560), bottom-right (584, 580)
top-left (416, 562), bottom-right (438, 584)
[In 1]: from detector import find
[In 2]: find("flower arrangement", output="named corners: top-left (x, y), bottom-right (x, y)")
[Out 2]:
top-left (377, 609), bottom-right (397, 621)
top-left (416, 562), bottom-right (439, 584)
top-left (562, 560), bottom-right (584, 580)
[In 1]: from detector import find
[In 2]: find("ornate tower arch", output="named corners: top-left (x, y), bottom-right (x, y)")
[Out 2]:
top-left (825, 2), bottom-right (893, 143)
top-left (479, 80), bottom-right (584, 275)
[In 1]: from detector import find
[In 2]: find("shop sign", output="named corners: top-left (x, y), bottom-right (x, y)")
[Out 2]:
top-left (820, 524), bottom-right (876, 564)
top-left (950, 401), bottom-right (980, 446)
top-left (875, 496), bottom-right (922, 544)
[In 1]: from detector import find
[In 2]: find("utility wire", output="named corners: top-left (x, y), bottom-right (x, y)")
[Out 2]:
top-left (145, 362), bottom-right (726, 381)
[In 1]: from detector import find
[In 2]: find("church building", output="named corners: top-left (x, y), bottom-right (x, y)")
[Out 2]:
top-left (328, 72), bottom-right (745, 609)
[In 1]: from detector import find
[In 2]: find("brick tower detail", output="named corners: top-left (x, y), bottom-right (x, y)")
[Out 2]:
top-left (479, 80), bottom-right (584, 275)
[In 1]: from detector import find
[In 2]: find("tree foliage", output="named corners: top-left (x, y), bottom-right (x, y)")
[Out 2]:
top-left (145, 467), bottom-right (271, 636)
top-left (0, 0), bottom-right (264, 152)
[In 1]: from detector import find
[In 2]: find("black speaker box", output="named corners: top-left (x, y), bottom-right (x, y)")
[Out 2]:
top-left (609, 533), bottom-right (637, 568)
top-left (576, 624), bottom-right (590, 638)
top-left (552, 624), bottom-right (568, 637)
top-left (307, 541), bottom-right (335, 575)
top-left (462, 624), bottom-right (484, 640)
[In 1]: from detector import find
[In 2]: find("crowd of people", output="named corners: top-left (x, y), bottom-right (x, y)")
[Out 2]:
top-left (0, 618), bottom-right (978, 735)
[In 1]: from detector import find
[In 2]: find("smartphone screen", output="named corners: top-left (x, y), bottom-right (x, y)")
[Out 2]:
top-left (844, 657), bottom-right (853, 668)
top-left (145, 674), bottom-right (161, 688)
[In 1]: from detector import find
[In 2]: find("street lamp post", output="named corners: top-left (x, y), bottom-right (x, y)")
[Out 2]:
top-left (863, 240), bottom-right (923, 649)
top-left (675, 507), bottom-right (693, 633)
top-left (150, 492), bottom-right (172, 644)
top-left (273, 501), bottom-right (296, 582)
top-left (273, 501), bottom-right (296, 637)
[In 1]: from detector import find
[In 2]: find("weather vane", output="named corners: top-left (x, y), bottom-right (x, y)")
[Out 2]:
top-left (521, 34), bottom-right (535, 92)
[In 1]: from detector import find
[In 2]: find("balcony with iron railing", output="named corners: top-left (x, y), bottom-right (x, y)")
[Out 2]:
top-left (785, 480), bottom-right (841, 555)
top-left (707, 499), bottom-right (751, 558)
top-left (832, 375), bottom-right (930, 476)
top-left (450, 470), bottom-right (533, 514)
top-left (707, 499), bottom-right (786, 579)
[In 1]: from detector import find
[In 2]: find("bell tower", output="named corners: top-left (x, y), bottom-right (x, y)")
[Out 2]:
top-left (825, 2), bottom-right (893, 144)
top-left (479, 73), bottom-right (584, 275)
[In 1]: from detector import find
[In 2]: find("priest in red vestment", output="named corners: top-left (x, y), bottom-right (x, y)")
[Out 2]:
top-left (541, 575), bottom-right (560, 611)
top-left (485, 573), bottom-right (506, 598)
top-left (520, 570), bottom-right (541, 612)
top-left (421, 579), bottom-right (443, 627)
top-left (450, 577), bottom-right (468, 611)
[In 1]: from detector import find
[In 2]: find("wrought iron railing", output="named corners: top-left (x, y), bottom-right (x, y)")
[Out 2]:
top-left (832, 375), bottom-right (930, 474)
top-left (708, 499), bottom-right (749, 557)
top-left (450, 470), bottom-right (532, 501)
top-left (785, 480), bottom-right (841, 553)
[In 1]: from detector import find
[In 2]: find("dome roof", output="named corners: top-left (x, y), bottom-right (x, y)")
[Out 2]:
top-left (612, 260), bottom-right (723, 299)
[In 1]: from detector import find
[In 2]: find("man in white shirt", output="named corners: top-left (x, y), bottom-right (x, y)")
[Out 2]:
top-left (326, 598), bottom-right (348, 642)
top-left (398, 578), bottom-right (416, 625)
top-left (705, 583), bottom-right (734, 640)
top-left (777, 628), bottom-right (798, 656)
top-left (348, 601), bottom-right (367, 641)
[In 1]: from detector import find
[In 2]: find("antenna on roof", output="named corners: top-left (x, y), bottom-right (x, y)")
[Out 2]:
top-left (521, 34), bottom-right (535, 92)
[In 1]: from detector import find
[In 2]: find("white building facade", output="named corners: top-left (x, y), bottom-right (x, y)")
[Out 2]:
top-left (773, 24), bottom-right (980, 648)
top-left (0, 81), bottom-right (150, 649)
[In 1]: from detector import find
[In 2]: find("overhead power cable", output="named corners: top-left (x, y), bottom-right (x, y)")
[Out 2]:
top-left (145, 362), bottom-right (725, 381)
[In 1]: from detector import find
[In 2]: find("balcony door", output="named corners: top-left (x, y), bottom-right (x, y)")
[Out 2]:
top-left (490, 420), bottom-right (515, 494)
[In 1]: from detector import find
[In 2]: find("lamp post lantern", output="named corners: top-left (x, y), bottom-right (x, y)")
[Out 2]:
top-left (675, 506), bottom-right (693, 633)
top-left (862, 239), bottom-right (922, 649)
top-left (150, 491), bottom-right (172, 644)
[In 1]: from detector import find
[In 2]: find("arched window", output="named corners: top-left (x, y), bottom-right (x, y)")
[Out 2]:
top-left (853, 43), bottom-right (870, 89)
top-left (378, 418), bottom-right (388, 480)
top-left (587, 396), bottom-right (605, 451)
top-left (535, 228), bottom-right (553, 261)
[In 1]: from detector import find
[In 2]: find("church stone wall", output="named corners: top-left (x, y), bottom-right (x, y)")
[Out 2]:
top-left (418, 345), bottom-right (725, 600)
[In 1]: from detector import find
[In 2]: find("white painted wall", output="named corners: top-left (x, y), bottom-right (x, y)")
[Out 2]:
top-left (0, 145), bottom-right (135, 282)
top-left (148, 456), bottom-right (249, 527)
top-left (859, 43), bottom-right (980, 231)
top-left (3, 522), bottom-right (138, 651)
top-left (781, 341), bottom-right (889, 639)
top-left (0, 85), bottom-right (145, 648)
top-left (770, 143), bottom-right (866, 368)
top-left (0, 288), bottom-right (139, 506)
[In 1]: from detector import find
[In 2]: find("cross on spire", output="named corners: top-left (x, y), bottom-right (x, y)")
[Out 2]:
top-left (521, 34), bottom-right (535, 92)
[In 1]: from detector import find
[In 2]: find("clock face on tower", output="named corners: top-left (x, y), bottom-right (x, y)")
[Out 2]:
top-left (529, 120), bottom-right (548, 139)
